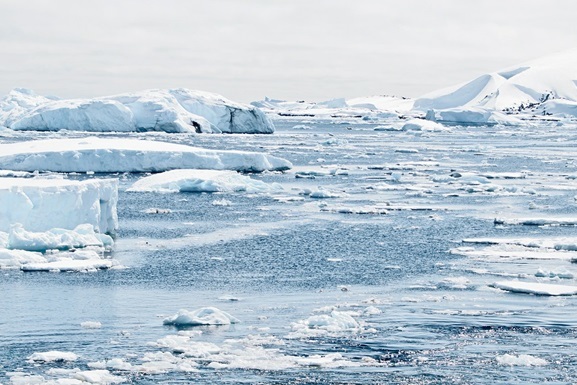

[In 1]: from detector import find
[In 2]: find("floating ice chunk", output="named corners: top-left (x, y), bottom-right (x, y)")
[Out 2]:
top-left (290, 311), bottom-right (361, 337)
top-left (0, 248), bottom-right (46, 269)
top-left (212, 198), bottom-right (232, 206)
top-left (81, 321), bottom-right (102, 329)
top-left (309, 188), bottom-right (341, 199)
top-left (401, 118), bottom-right (448, 132)
top-left (163, 307), bottom-right (240, 326)
top-left (0, 178), bottom-right (118, 235)
top-left (491, 281), bottom-right (577, 296)
top-left (128, 169), bottom-right (282, 194)
top-left (21, 255), bottom-right (114, 272)
top-left (439, 277), bottom-right (471, 290)
top-left (391, 171), bottom-right (402, 182)
top-left (295, 353), bottom-right (361, 368)
top-left (8, 224), bottom-right (113, 252)
top-left (27, 351), bottom-right (78, 363)
top-left (0, 137), bottom-right (292, 173)
top-left (7, 374), bottom-right (47, 385)
top-left (496, 354), bottom-right (548, 366)
top-left (72, 369), bottom-right (125, 384)
top-left (363, 306), bottom-right (382, 315)
top-left (143, 207), bottom-right (172, 214)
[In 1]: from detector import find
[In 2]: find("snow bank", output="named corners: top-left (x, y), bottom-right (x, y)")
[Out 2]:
top-left (0, 137), bottom-right (292, 173)
top-left (0, 178), bottom-right (118, 234)
top-left (128, 169), bottom-right (282, 193)
top-left (414, 48), bottom-right (577, 114)
top-left (1, 88), bottom-right (275, 134)
top-left (491, 281), bottom-right (577, 296)
top-left (163, 307), bottom-right (240, 326)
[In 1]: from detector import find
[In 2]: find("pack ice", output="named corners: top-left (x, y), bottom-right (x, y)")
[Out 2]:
top-left (0, 88), bottom-right (274, 134)
top-left (0, 137), bottom-right (292, 173)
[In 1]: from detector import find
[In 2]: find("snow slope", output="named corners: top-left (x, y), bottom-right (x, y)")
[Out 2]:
top-left (0, 137), bottom-right (292, 173)
top-left (0, 88), bottom-right (274, 134)
top-left (414, 48), bottom-right (577, 113)
top-left (0, 178), bottom-right (118, 234)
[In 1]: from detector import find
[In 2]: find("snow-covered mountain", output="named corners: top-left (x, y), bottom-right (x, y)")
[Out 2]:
top-left (0, 88), bottom-right (275, 134)
top-left (414, 48), bottom-right (577, 113)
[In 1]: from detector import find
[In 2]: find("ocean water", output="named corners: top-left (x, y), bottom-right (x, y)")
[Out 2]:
top-left (2, 120), bottom-right (577, 384)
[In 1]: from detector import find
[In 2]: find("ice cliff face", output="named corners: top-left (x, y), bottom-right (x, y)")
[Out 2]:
top-left (414, 48), bottom-right (577, 112)
top-left (0, 88), bottom-right (275, 134)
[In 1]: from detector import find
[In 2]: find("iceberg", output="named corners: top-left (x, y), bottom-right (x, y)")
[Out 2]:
top-left (0, 178), bottom-right (118, 234)
top-left (1, 88), bottom-right (274, 134)
top-left (27, 351), bottom-right (78, 363)
top-left (251, 95), bottom-right (412, 119)
top-left (0, 137), bottom-right (292, 173)
top-left (128, 169), bottom-right (282, 193)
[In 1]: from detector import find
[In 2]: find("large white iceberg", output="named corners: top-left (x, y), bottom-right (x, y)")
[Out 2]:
top-left (0, 137), bottom-right (292, 173)
top-left (1, 88), bottom-right (275, 134)
top-left (128, 169), bottom-right (283, 193)
top-left (0, 178), bottom-right (118, 234)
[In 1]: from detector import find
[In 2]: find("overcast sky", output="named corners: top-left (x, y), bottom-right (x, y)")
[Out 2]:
top-left (1, 0), bottom-right (576, 102)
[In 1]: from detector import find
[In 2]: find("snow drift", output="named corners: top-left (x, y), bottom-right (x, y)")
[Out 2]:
top-left (0, 137), bottom-right (292, 173)
top-left (0, 88), bottom-right (275, 134)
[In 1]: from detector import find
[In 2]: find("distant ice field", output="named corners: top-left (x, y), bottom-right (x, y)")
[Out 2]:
top-left (2, 118), bottom-right (577, 384)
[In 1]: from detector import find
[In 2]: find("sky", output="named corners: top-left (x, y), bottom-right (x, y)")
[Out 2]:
top-left (1, 0), bottom-right (576, 103)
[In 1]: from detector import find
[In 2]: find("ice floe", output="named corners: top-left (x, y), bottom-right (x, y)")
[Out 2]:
top-left (496, 354), bottom-right (548, 366)
top-left (163, 307), bottom-right (240, 326)
top-left (1, 88), bottom-right (274, 134)
top-left (127, 169), bottom-right (282, 194)
top-left (80, 321), bottom-right (102, 329)
top-left (27, 351), bottom-right (78, 363)
top-left (289, 311), bottom-right (362, 338)
top-left (6, 224), bottom-right (113, 252)
top-left (491, 281), bottom-right (577, 296)
top-left (0, 137), bottom-right (292, 173)
top-left (401, 118), bottom-right (448, 132)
